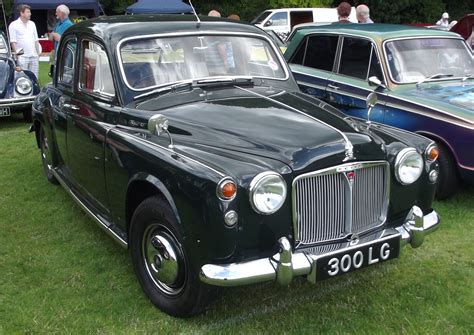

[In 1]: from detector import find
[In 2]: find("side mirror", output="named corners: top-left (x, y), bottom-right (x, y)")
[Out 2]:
top-left (148, 114), bottom-right (169, 136)
top-left (264, 19), bottom-right (273, 27)
top-left (148, 114), bottom-right (174, 149)
top-left (366, 92), bottom-right (378, 124)
top-left (366, 92), bottom-right (378, 109)
top-left (368, 76), bottom-right (386, 89)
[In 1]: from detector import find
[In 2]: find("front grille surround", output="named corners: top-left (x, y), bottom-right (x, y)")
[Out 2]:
top-left (292, 161), bottom-right (390, 248)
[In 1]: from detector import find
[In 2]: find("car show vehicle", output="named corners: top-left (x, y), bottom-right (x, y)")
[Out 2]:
top-left (285, 24), bottom-right (474, 199)
top-left (32, 15), bottom-right (440, 317)
top-left (0, 31), bottom-right (40, 121)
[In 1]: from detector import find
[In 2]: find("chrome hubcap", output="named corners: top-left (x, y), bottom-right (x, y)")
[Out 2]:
top-left (143, 224), bottom-right (185, 295)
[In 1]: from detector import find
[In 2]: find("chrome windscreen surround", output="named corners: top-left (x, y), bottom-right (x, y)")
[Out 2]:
top-left (292, 161), bottom-right (390, 248)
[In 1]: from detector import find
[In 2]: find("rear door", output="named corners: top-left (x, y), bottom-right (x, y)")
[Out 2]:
top-left (288, 34), bottom-right (339, 100)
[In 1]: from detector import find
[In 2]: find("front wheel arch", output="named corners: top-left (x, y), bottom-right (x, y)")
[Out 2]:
top-left (126, 175), bottom-right (182, 242)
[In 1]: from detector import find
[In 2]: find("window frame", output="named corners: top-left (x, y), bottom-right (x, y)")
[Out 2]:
top-left (337, 35), bottom-right (378, 81)
top-left (56, 36), bottom-right (77, 90)
top-left (78, 37), bottom-right (116, 101)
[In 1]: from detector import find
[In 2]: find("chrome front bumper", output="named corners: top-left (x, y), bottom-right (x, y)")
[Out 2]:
top-left (0, 96), bottom-right (36, 108)
top-left (200, 206), bottom-right (440, 287)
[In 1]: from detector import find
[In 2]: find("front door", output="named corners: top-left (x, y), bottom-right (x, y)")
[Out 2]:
top-left (326, 36), bottom-right (387, 123)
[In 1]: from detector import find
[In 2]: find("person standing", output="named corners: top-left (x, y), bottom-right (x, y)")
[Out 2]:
top-left (334, 2), bottom-right (352, 24)
top-left (50, 5), bottom-right (73, 51)
top-left (436, 12), bottom-right (450, 28)
top-left (356, 4), bottom-right (374, 24)
top-left (8, 4), bottom-right (41, 79)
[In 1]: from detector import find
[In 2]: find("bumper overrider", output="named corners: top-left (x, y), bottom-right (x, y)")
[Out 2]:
top-left (200, 206), bottom-right (440, 286)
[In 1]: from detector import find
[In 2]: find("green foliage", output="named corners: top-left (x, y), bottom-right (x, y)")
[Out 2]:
top-left (363, 0), bottom-right (446, 23)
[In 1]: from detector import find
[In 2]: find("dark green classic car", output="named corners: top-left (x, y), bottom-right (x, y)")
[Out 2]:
top-left (32, 15), bottom-right (440, 317)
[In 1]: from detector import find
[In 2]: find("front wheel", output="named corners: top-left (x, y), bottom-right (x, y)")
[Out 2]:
top-left (39, 126), bottom-right (58, 185)
top-left (130, 196), bottom-right (217, 317)
top-left (435, 143), bottom-right (459, 200)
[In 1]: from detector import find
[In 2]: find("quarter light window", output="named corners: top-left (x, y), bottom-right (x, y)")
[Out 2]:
top-left (58, 39), bottom-right (76, 86)
top-left (79, 41), bottom-right (115, 96)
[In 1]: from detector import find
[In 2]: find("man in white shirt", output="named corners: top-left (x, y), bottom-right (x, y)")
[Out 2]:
top-left (8, 4), bottom-right (41, 79)
top-left (356, 4), bottom-right (374, 24)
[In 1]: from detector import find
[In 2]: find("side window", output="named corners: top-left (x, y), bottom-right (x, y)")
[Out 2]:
top-left (267, 12), bottom-right (288, 27)
top-left (339, 37), bottom-right (372, 80)
top-left (303, 35), bottom-right (338, 72)
top-left (58, 39), bottom-right (76, 87)
top-left (79, 40), bottom-right (115, 97)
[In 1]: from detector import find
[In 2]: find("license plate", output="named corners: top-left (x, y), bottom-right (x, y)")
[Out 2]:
top-left (314, 235), bottom-right (400, 281)
top-left (0, 107), bottom-right (10, 117)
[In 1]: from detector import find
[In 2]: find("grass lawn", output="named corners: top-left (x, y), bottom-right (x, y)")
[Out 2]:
top-left (0, 63), bottom-right (473, 333)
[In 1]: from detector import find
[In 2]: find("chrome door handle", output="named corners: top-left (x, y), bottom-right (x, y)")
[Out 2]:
top-left (327, 84), bottom-right (339, 90)
top-left (63, 103), bottom-right (80, 111)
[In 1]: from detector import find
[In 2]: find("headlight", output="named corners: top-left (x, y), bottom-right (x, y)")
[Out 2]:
top-left (395, 148), bottom-right (423, 185)
top-left (15, 77), bottom-right (32, 95)
top-left (249, 172), bottom-right (287, 214)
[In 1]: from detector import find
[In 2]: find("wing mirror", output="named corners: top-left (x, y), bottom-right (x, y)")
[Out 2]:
top-left (148, 114), bottom-right (174, 149)
top-left (264, 19), bottom-right (273, 27)
top-left (366, 92), bottom-right (378, 125)
top-left (368, 76), bottom-right (387, 89)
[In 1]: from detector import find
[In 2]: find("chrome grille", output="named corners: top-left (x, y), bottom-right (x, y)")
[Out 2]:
top-left (292, 161), bottom-right (389, 246)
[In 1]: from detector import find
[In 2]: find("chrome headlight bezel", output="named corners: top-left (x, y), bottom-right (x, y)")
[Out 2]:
top-left (15, 77), bottom-right (32, 95)
top-left (395, 148), bottom-right (424, 185)
top-left (249, 171), bottom-right (287, 215)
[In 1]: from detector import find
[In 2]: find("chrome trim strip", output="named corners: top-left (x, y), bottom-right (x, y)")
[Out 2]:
top-left (235, 85), bottom-right (355, 160)
top-left (116, 31), bottom-right (290, 92)
top-left (51, 169), bottom-right (128, 248)
top-left (294, 79), bottom-right (327, 92)
top-left (292, 161), bottom-right (390, 247)
top-left (0, 96), bottom-right (36, 106)
top-left (113, 127), bottom-right (225, 178)
top-left (200, 207), bottom-right (440, 287)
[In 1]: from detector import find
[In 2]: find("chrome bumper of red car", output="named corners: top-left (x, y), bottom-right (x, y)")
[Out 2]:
top-left (200, 206), bottom-right (440, 287)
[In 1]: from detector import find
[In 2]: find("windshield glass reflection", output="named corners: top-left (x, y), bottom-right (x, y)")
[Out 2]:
top-left (120, 35), bottom-right (285, 90)
top-left (385, 38), bottom-right (473, 83)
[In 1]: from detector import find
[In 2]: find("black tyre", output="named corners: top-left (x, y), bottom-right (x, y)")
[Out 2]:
top-left (39, 126), bottom-right (58, 185)
top-left (435, 143), bottom-right (459, 200)
top-left (130, 196), bottom-right (217, 317)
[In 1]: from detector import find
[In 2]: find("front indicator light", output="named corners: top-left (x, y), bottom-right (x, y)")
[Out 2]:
top-left (217, 178), bottom-right (237, 200)
top-left (425, 144), bottom-right (439, 162)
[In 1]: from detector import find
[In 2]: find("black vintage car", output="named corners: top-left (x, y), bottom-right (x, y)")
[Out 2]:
top-left (32, 15), bottom-right (440, 317)
top-left (0, 31), bottom-right (40, 121)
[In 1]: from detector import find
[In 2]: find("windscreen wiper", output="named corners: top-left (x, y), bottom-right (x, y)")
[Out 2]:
top-left (134, 81), bottom-right (193, 101)
top-left (416, 73), bottom-right (454, 87)
top-left (194, 76), bottom-right (256, 88)
top-left (461, 74), bottom-right (474, 82)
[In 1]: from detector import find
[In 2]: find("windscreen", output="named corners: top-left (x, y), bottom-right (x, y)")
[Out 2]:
top-left (385, 38), bottom-right (473, 83)
top-left (120, 34), bottom-right (286, 90)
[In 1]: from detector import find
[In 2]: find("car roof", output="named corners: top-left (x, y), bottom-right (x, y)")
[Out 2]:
top-left (291, 23), bottom-right (463, 41)
top-left (67, 14), bottom-right (266, 42)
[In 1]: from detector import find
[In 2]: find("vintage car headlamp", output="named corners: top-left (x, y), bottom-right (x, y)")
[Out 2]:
top-left (395, 148), bottom-right (423, 185)
top-left (15, 77), bottom-right (32, 95)
top-left (249, 172), bottom-right (287, 214)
